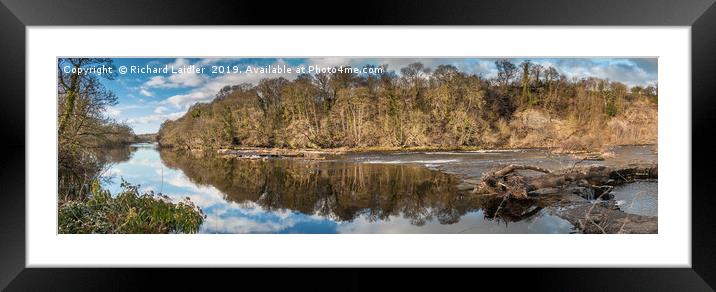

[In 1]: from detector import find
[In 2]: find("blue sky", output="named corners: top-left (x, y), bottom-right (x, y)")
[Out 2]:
top-left (99, 57), bottom-right (657, 134)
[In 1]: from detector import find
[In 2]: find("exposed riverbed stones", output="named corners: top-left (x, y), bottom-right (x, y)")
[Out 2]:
top-left (217, 148), bottom-right (333, 160)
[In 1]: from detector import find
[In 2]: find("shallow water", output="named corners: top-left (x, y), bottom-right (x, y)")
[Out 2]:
top-left (101, 144), bottom-right (656, 234)
top-left (612, 181), bottom-right (658, 216)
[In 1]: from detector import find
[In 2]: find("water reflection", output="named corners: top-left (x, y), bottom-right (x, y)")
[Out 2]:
top-left (161, 149), bottom-right (481, 225)
top-left (102, 144), bottom-right (586, 233)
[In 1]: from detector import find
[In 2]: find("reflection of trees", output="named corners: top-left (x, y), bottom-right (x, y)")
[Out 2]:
top-left (160, 150), bottom-right (490, 225)
top-left (60, 145), bottom-right (138, 200)
top-left (159, 150), bottom-right (555, 226)
top-left (474, 195), bottom-right (549, 225)
top-left (101, 145), bottom-right (137, 163)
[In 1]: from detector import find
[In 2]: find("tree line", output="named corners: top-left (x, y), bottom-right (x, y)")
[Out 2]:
top-left (158, 60), bottom-right (657, 151)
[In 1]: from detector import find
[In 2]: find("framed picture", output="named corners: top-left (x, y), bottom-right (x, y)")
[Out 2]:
top-left (2, 0), bottom-right (715, 290)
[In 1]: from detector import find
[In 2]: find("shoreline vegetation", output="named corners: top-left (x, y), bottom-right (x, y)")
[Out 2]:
top-left (58, 180), bottom-right (204, 234)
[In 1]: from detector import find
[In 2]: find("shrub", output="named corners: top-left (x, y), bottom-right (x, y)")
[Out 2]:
top-left (58, 180), bottom-right (205, 234)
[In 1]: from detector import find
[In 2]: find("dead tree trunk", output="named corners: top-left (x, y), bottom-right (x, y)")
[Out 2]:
top-left (474, 164), bottom-right (657, 199)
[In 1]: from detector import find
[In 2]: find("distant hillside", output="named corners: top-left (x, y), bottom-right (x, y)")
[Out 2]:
top-left (157, 61), bottom-right (657, 152)
top-left (136, 133), bottom-right (158, 143)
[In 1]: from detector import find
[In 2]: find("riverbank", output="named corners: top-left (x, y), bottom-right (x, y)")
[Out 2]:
top-left (209, 144), bottom-right (657, 162)
top-left (58, 179), bottom-right (205, 234)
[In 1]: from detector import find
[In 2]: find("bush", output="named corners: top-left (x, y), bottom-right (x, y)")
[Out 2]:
top-left (58, 180), bottom-right (205, 234)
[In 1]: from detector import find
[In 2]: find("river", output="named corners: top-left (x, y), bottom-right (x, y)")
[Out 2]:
top-left (101, 144), bottom-right (657, 234)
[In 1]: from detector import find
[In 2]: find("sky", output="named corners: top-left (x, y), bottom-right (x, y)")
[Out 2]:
top-left (98, 57), bottom-right (658, 134)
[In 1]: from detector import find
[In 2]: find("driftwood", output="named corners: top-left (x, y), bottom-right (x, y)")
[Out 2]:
top-left (558, 203), bottom-right (658, 234)
top-left (472, 189), bottom-right (658, 233)
top-left (471, 163), bottom-right (658, 233)
top-left (474, 164), bottom-right (657, 199)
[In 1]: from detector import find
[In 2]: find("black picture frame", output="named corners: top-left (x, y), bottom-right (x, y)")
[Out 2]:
top-left (1, 0), bottom-right (715, 290)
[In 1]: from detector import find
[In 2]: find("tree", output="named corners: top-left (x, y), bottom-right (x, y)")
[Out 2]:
top-left (400, 62), bottom-right (431, 109)
top-left (495, 60), bottom-right (517, 88)
top-left (58, 58), bottom-right (117, 139)
top-left (519, 60), bottom-right (533, 106)
top-left (433, 64), bottom-right (460, 86)
top-left (530, 64), bottom-right (543, 86)
top-left (57, 58), bottom-right (137, 200)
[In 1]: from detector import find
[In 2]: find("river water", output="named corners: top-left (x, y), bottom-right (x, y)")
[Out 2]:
top-left (101, 144), bottom-right (657, 233)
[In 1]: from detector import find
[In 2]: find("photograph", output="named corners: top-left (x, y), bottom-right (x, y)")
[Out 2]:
top-left (0, 0), bottom-right (716, 291)
top-left (57, 57), bottom-right (658, 234)
top-left (4, 0), bottom-right (713, 288)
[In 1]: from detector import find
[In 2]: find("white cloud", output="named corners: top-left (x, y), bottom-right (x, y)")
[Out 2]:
top-left (196, 58), bottom-right (223, 66)
top-left (138, 58), bottom-right (209, 100)
top-left (144, 72), bottom-right (206, 89)
top-left (166, 71), bottom-right (205, 87)
top-left (167, 58), bottom-right (190, 68)
top-left (145, 76), bottom-right (166, 87)
top-left (104, 107), bottom-right (121, 118)
top-left (154, 106), bottom-right (168, 114)
top-left (530, 59), bottom-right (656, 87)
top-left (127, 111), bottom-right (186, 125)
top-left (139, 88), bottom-right (153, 97)
top-left (303, 57), bottom-right (353, 68)
top-left (459, 60), bottom-right (497, 78)
top-left (162, 59), bottom-right (299, 109)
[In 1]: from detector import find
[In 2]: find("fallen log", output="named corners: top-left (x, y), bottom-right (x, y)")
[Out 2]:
top-left (492, 165), bottom-right (552, 177)
top-left (474, 164), bottom-right (657, 199)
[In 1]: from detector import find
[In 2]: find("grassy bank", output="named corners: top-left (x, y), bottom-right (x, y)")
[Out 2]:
top-left (58, 180), bottom-right (205, 234)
